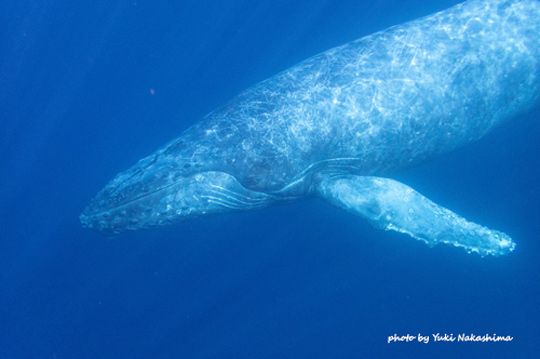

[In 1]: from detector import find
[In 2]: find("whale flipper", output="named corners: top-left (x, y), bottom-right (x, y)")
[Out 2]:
top-left (315, 174), bottom-right (515, 256)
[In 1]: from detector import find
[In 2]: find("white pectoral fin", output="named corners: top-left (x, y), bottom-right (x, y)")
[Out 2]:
top-left (315, 174), bottom-right (515, 256)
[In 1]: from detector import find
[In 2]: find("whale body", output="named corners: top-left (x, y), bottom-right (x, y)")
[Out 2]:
top-left (81, 0), bottom-right (540, 256)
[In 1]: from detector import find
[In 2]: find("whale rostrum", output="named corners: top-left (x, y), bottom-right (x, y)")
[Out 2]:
top-left (81, 0), bottom-right (540, 256)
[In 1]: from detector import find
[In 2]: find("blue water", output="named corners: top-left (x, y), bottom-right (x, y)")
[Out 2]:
top-left (1, 0), bottom-right (539, 358)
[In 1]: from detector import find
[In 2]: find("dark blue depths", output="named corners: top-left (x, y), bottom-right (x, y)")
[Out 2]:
top-left (1, 0), bottom-right (539, 358)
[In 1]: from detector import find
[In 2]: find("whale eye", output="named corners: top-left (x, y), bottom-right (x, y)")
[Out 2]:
top-left (243, 176), bottom-right (259, 188)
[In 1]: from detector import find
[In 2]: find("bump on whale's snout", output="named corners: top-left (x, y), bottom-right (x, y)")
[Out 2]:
top-left (80, 170), bottom-right (274, 234)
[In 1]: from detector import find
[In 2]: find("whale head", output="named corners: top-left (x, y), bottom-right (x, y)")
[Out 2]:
top-left (80, 152), bottom-right (274, 234)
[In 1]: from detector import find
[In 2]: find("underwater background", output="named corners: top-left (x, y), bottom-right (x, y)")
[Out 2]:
top-left (1, 0), bottom-right (539, 357)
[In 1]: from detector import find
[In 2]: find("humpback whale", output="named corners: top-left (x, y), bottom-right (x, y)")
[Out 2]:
top-left (81, 0), bottom-right (540, 256)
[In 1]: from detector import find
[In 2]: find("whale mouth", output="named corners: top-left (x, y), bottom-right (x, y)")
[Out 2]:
top-left (80, 147), bottom-right (196, 233)
top-left (81, 182), bottom-right (179, 234)
top-left (80, 181), bottom-right (177, 233)
top-left (81, 169), bottom-right (178, 231)
top-left (81, 170), bottom-right (276, 234)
